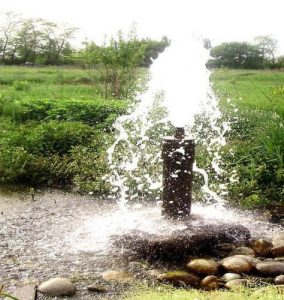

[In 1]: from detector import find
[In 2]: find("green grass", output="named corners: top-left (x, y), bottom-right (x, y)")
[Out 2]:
top-left (0, 66), bottom-right (94, 100)
top-left (0, 66), bottom-right (128, 192)
top-left (211, 69), bottom-right (284, 118)
top-left (124, 286), bottom-right (284, 300)
top-left (210, 69), bottom-right (284, 207)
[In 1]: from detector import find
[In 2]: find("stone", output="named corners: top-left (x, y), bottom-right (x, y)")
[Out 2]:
top-left (200, 275), bottom-right (220, 290)
top-left (230, 247), bottom-right (255, 256)
top-left (256, 261), bottom-right (284, 276)
top-left (250, 239), bottom-right (272, 256)
top-left (217, 243), bottom-right (235, 252)
top-left (233, 255), bottom-right (261, 266)
top-left (272, 232), bottom-right (284, 247)
top-left (87, 284), bottom-right (107, 293)
top-left (272, 246), bottom-right (284, 257)
top-left (102, 270), bottom-right (132, 283)
top-left (225, 279), bottom-right (247, 289)
top-left (221, 256), bottom-right (252, 273)
top-left (274, 257), bottom-right (284, 262)
top-left (157, 271), bottom-right (200, 287)
top-left (273, 231), bottom-right (284, 240)
top-left (222, 273), bottom-right (242, 282)
top-left (186, 259), bottom-right (219, 275)
top-left (113, 223), bottom-right (251, 262)
top-left (12, 284), bottom-right (36, 300)
top-left (275, 275), bottom-right (284, 285)
top-left (37, 278), bottom-right (76, 297)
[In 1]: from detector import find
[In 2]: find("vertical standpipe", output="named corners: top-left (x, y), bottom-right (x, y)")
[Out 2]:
top-left (162, 127), bottom-right (195, 220)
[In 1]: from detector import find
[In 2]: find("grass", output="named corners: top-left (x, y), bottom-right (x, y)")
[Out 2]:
top-left (210, 68), bottom-right (284, 207)
top-left (0, 66), bottom-right (129, 192)
top-left (211, 69), bottom-right (284, 118)
top-left (124, 285), bottom-right (284, 300)
top-left (0, 65), bottom-right (94, 100)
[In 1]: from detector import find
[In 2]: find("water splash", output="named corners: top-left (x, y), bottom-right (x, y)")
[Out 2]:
top-left (106, 35), bottom-right (231, 206)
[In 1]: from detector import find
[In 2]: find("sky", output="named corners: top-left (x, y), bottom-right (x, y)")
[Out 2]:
top-left (1, 0), bottom-right (284, 52)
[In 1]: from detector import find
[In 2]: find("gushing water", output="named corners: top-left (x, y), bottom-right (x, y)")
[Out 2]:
top-left (107, 35), bottom-right (231, 206)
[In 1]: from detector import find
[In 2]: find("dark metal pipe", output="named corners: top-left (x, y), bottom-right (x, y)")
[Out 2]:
top-left (162, 127), bottom-right (195, 220)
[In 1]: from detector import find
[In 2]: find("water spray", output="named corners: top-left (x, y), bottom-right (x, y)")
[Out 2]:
top-left (162, 127), bottom-right (195, 220)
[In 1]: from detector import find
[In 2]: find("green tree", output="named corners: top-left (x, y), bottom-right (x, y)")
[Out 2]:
top-left (207, 42), bottom-right (263, 69)
top-left (75, 30), bottom-right (148, 99)
top-left (254, 35), bottom-right (278, 66)
top-left (0, 12), bottom-right (21, 64)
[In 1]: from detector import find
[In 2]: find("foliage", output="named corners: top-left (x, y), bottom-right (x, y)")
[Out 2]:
top-left (207, 42), bottom-right (264, 69)
top-left (74, 31), bottom-right (169, 99)
top-left (0, 12), bottom-right (77, 65)
top-left (0, 97), bottom-right (127, 127)
top-left (211, 69), bottom-right (284, 208)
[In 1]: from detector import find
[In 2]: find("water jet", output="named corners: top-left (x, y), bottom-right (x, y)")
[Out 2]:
top-left (162, 127), bottom-right (195, 220)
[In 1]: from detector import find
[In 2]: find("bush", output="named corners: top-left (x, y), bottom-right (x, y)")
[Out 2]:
top-left (12, 80), bottom-right (31, 91)
top-left (0, 97), bottom-right (128, 127)
top-left (222, 109), bottom-right (284, 207)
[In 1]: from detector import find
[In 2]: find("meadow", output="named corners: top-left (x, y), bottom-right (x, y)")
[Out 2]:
top-left (0, 66), bottom-right (128, 192)
top-left (0, 66), bottom-right (283, 207)
top-left (210, 69), bottom-right (284, 208)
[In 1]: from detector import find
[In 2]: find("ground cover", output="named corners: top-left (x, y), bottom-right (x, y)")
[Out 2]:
top-left (0, 66), bottom-right (128, 192)
top-left (210, 69), bottom-right (284, 208)
top-left (124, 285), bottom-right (284, 300)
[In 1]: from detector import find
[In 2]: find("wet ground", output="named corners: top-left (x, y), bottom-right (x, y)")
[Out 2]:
top-left (0, 189), bottom-right (146, 299)
top-left (0, 188), bottom-right (282, 299)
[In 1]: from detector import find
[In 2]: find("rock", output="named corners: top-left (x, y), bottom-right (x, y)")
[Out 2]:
top-left (250, 239), bottom-right (272, 256)
top-left (113, 223), bottom-right (251, 262)
top-left (275, 275), bottom-right (284, 285)
top-left (222, 273), bottom-right (242, 282)
top-left (102, 270), bottom-right (132, 283)
top-left (186, 259), bottom-right (219, 275)
top-left (37, 278), bottom-right (76, 297)
top-left (274, 257), bottom-right (284, 262)
top-left (87, 284), bottom-right (107, 293)
top-left (233, 255), bottom-right (261, 266)
top-left (272, 246), bottom-right (284, 257)
top-left (273, 231), bottom-right (284, 240)
top-left (217, 243), bottom-right (235, 252)
top-left (256, 261), bottom-right (284, 276)
top-left (200, 275), bottom-right (219, 290)
top-left (157, 271), bottom-right (200, 287)
top-left (272, 232), bottom-right (284, 247)
top-left (221, 256), bottom-right (252, 273)
top-left (225, 279), bottom-right (247, 289)
top-left (230, 246), bottom-right (255, 256)
top-left (12, 284), bottom-right (36, 300)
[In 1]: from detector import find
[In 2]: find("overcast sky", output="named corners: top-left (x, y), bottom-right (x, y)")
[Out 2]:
top-left (1, 0), bottom-right (284, 52)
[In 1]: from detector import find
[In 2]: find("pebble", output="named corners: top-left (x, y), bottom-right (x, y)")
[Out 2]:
top-left (256, 261), bottom-right (284, 276)
top-left (157, 271), bottom-right (200, 287)
top-left (37, 278), bottom-right (76, 297)
top-left (187, 259), bottom-right (219, 275)
top-left (221, 256), bottom-right (252, 273)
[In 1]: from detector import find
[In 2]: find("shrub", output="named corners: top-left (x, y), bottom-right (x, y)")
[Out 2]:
top-left (12, 80), bottom-right (31, 91)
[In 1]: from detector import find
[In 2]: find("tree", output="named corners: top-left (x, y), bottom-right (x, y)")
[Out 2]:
top-left (74, 31), bottom-right (170, 99)
top-left (207, 42), bottom-right (263, 69)
top-left (254, 35), bottom-right (278, 65)
top-left (0, 12), bottom-right (21, 64)
top-left (40, 21), bottom-right (77, 64)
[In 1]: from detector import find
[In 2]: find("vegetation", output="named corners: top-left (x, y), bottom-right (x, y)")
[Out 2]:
top-left (0, 12), bottom-right (169, 67)
top-left (211, 69), bottom-right (284, 208)
top-left (0, 66), bottom-right (128, 192)
top-left (124, 285), bottom-right (284, 300)
top-left (207, 36), bottom-right (281, 69)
